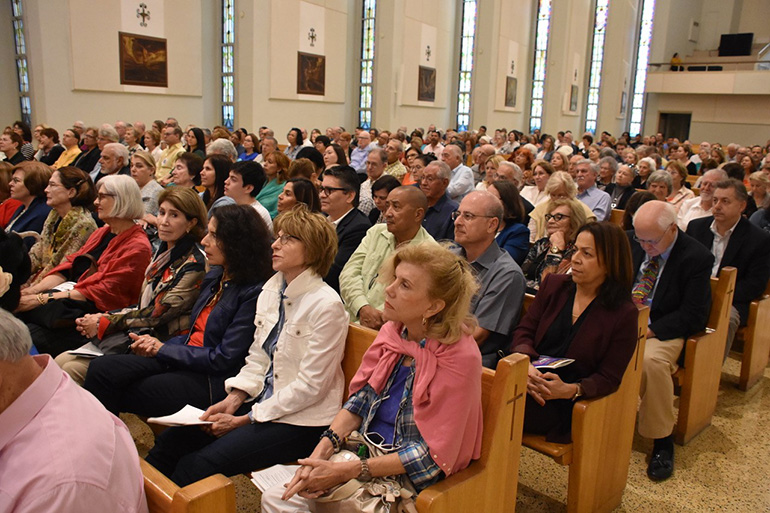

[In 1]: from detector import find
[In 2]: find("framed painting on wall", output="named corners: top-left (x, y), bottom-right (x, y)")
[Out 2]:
top-left (569, 85), bottom-right (579, 112)
top-left (418, 66), bottom-right (436, 102)
top-left (297, 52), bottom-right (326, 96)
top-left (119, 32), bottom-right (168, 87)
top-left (505, 77), bottom-right (517, 108)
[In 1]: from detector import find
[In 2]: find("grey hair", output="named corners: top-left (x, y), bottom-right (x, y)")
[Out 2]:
top-left (599, 156), bottom-right (618, 173)
top-left (208, 138), bottom-right (238, 161)
top-left (577, 158), bottom-right (598, 176)
top-left (703, 168), bottom-right (728, 181)
top-left (0, 308), bottom-right (32, 361)
top-left (648, 170), bottom-right (673, 194)
top-left (430, 160), bottom-right (452, 180)
top-left (638, 157), bottom-right (656, 170)
top-left (103, 143), bottom-right (129, 167)
top-left (371, 148), bottom-right (387, 165)
top-left (498, 161), bottom-right (522, 186)
top-left (98, 174), bottom-right (145, 219)
top-left (98, 125), bottom-right (119, 142)
top-left (716, 178), bottom-right (749, 203)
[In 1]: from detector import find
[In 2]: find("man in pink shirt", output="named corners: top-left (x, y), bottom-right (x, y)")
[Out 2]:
top-left (0, 310), bottom-right (148, 513)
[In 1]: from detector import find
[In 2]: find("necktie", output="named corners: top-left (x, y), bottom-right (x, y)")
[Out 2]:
top-left (260, 287), bottom-right (286, 401)
top-left (632, 256), bottom-right (661, 306)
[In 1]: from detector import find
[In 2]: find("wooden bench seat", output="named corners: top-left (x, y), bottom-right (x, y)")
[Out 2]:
top-left (519, 292), bottom-right (650, 513)
top-left (609, 208), bottom-right (624, 227)
top-left (737, 281), bottom-right (770, 391)
top-left (142, 323), bottom-right (529, 513)
top-left (673, 267), bottom-right (736, 445)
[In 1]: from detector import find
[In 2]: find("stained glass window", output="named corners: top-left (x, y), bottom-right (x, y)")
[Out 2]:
top-left (221, 0), bottom-right (235, 130)
top-left (358, 0), bottom-right (376, 129)
top-left (584, 0), bottom-right (609, 134)
top-left (11, 0), bottom-right (31, 125)
top-left (629, 0), bottom-right (656, 136)
top-left (456, 0), bottom-right (477, 132)
top-left (529, 0), bottom-right (552, 133)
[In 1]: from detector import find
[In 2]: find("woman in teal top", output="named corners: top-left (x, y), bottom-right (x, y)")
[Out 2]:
top-left (257, 151), bottom-right (288, 218)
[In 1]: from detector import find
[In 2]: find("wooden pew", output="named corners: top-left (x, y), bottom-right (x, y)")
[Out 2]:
top-left (519, 296), bottom-right (650, 513)
top-left (609, 209), bottom-right (624, 227)
top-left (737, 281), bottom-right (770, 391)
top-left (672, 267), bottom-right (736, 445)
top-left (345, 324), bottom-right (529, 513)
top-left (141, 459), bottom-right (235, 513)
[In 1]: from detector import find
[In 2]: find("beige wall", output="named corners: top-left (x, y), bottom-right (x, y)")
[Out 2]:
top-left (471, 0), bottom-right (534, 132)
top-left (18, 0), bottom-right (220, 132)
top-left (236, 0), bottom-right (358, 140)
top-left (369, 0), bottom-right (456, 132)
top-left (540, 0), bottom-right (593, 135)
top-left (643, 93), bottom-right (770, 144)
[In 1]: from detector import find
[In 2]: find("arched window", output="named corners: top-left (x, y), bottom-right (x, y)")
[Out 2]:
top-left (629, 0), bottom-right (656, 136)
top-left (11, 0), bottom-right (31, 125)
top-left (529, 0), bottom-right (552, 133)
top-left (358, 0), bottom-right (377, 129)
top-left (456, 0), bottom-right (477, 132)
top-left (584, 0), bottom-right (609, 134)
top-left (221, 0), bottom-right (235, 130)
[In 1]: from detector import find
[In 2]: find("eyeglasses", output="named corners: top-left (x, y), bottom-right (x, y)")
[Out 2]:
top-left (319, 186), bottom-right (349, 196)
top-left (545, 213), bottom-right (570, 222)
top-left (633, 223), bottom-right (674, 245)
top-left (97, 192), bottom-right (116, 202)
top-left (451, 211), bottom-right (495, 222)
top-left (274, 234), bottom-right (301, 245)
top-left (47, 182), bottom-right (65, 188)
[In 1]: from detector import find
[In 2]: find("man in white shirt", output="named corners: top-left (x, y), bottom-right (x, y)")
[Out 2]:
top-left (441, 143), bottom-right (474, 201)
top-left (256, 137), bottom-right (277, 164)
top-left (423, 130), bottom-right (445, 157)
top-left (677, 169), bottom-right (727, 230)
top-left (359, 148), bottom-right (387, 216)
top-left (575, 159), bottom-right (611, 221)
top-left (224, 161), bottom-right (273, 233)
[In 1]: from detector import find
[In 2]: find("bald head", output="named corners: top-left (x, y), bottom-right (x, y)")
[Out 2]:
top-left (391, 185), bottom-right (427, 210)
top-left (632, 201), bottom-right (678, 256)
top-left (480, 144), bottom-right (496, 158)
top-left (454, 191), bottom-right (503, 250)
top-left (385, 186), bottom-right (428, 243)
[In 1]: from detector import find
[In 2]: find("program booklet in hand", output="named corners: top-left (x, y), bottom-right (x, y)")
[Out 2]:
top-left (147, 405), bottom-right (213, 426)
top-left (251, 465), bottom-right (297, 493)
top-left (532, 356), bottom-right (575, 370)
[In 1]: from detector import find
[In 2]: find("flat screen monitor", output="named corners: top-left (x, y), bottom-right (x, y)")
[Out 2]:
top-left (718, 33), bottom-right (754, 57)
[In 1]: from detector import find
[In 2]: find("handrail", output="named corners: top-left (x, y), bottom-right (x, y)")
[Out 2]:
top-left (649, 60), bottom-right (768, 66)
top-left (759, 42), bottom-right (770, 59)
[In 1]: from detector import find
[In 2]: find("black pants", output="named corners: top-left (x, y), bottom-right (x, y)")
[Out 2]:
top-left (523, 394), bottom-right (574, 444)
top-left (146, 409), bottom-right (326, 486)
top-left (27, 323), bottom-right (89, 357)
top-left (83, 353), bottom-right (227, 417)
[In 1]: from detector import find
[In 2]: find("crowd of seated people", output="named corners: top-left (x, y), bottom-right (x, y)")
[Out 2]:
top-left (1, 117), bottom-right (770, 512)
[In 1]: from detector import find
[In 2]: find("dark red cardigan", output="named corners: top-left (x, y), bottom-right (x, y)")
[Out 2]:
top-left (47, 224), bottom-right (151, 312)
top-left (511, 273), bottom-right (639, 399)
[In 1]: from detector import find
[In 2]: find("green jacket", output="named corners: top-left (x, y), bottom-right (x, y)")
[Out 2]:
top-left (339, 223), bottom-right (436, 321)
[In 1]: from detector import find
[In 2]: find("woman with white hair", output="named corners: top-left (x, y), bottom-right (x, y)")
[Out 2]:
top-left (16, 175), bottom-right (152, 357)
top-left (635, 157), bottom-right (656, 189)
top-left (647, 171), bottom-right (673, 202)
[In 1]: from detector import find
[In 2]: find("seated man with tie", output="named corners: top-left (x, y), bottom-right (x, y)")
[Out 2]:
top-left (686, 179), bottom-right (770, 357)
top-left (628, 201), bottom-right (713, 482)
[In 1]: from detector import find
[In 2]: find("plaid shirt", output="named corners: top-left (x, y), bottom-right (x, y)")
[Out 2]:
top-left (344, 337), bottom-right (443, 491)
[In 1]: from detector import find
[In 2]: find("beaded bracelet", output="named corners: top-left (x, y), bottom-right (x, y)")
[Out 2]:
top-left (320, 429), bottom-right (342, 453)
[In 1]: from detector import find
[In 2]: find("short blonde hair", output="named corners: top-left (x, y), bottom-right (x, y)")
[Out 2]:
top-left (131, 149), bottom-right (156, 170)
top-left (545, 170), bottom-right (577, 198)
top-left (273, 204), bottom-right (338, 277)
top-left (380, 243), bottom-right (478, 345)
top-left (749, 171), bottom-right (769, 186)
top-left (97, 174), bottom-right (145, 220)
top-left (547, 197), bottom-right (589, 241)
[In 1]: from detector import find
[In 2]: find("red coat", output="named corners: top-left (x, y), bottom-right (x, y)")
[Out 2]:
top-left (0, 199), bottom-right (22, 228)
top-left (48, 224), bottom-right (151, 312)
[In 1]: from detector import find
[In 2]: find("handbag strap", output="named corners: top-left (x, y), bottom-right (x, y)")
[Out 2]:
top-left (314, 479), bottom-right (365, 503)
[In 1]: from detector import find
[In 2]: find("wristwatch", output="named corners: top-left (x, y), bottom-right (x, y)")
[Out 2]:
top-left (550, 245), bottom-right (562, 254)
top-left (357, 457), bottom-right (373, 482)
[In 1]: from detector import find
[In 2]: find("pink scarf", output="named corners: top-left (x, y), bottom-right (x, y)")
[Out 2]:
top-left (349, 321), bottom-right (483, 476)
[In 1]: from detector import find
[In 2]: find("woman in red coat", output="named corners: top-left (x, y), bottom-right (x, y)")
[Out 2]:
top-left (17, 175), bottom-right (151, 356)
top-left (511, 222), bottom-right (638, 443)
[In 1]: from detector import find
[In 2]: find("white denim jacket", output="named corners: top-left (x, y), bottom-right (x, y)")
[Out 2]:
top-left (224, 268), bottom-right (348, 426)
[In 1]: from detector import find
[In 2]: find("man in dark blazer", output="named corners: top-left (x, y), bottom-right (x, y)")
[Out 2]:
top-left (321, 165), bottom-right (371, 293)
top-left (628, 201), bottom-right (714, 482)
top-left (686, 179), bottom-right (770, 356)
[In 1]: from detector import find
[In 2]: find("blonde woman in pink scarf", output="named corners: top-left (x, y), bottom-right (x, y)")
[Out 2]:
top-left (262, 244), bottom-right (484, 513)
